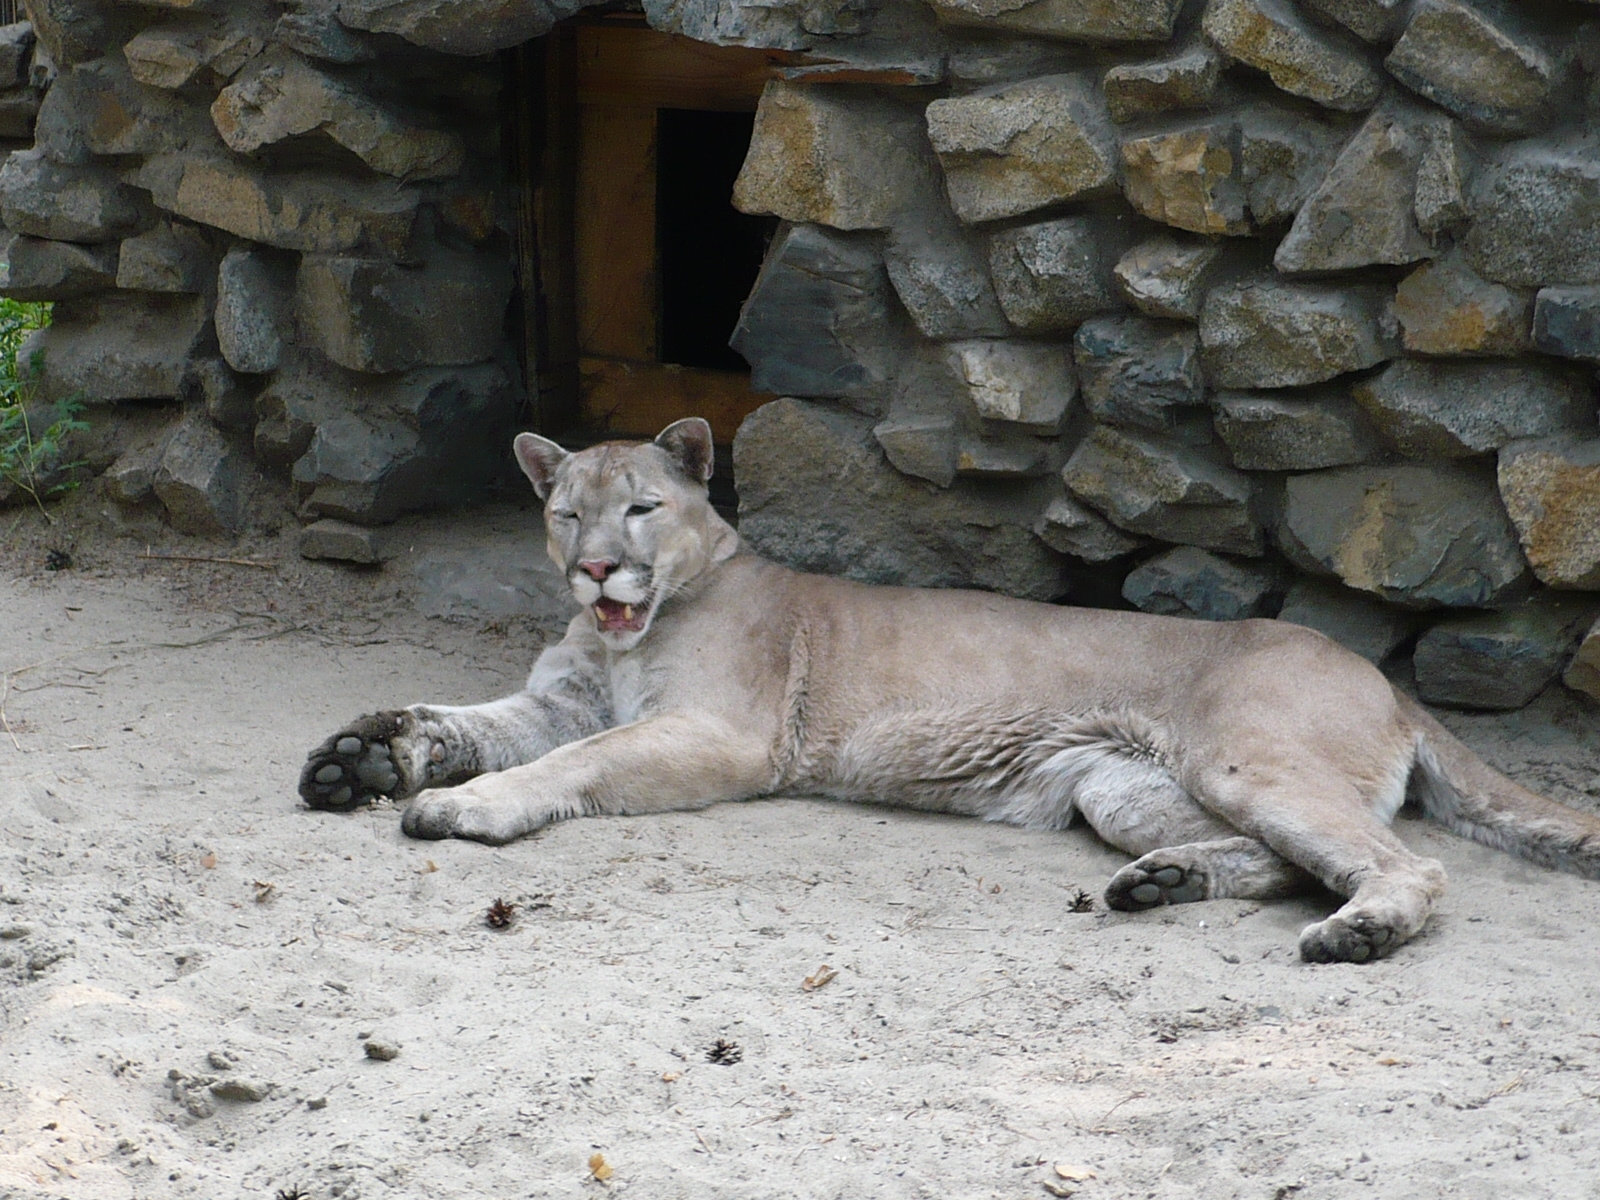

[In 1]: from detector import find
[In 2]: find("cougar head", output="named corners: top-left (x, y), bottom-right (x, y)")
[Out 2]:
top-left (513, 418), bottom-right (739, 651)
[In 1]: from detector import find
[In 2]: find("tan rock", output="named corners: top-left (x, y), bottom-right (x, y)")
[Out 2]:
top-left (733, 81), bottom-right (932, 231)
top-left (145, 155), bottom-right (421, 257)
top-left (1498, 437), bottom-right (1600, 590)
top-left (1202, 0), bottom-right (1383, 112)
top-left (1103, 42), bottom-right (1220, 123)
top-left (926, 74), bottom-right (1116, 225)
top-left (123, 23), bottom-right (263, 89)
top-left (1120, 122), bottom-right (1248, 237)
top-left (943, 339), bottom-right (1074, 433)
top-left (1393, 254), bottom-right (1533, 356)
top-left (1562, 616), bottom-right (1600, 701)
top-left (1113, 236), bottom-right (1223, 321)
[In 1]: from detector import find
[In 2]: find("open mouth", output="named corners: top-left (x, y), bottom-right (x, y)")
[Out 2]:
top-left (593, 596), bottom-right (649, 634)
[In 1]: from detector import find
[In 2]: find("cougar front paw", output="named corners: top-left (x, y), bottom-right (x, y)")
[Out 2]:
top-left (300, 711), bottom-right (408, 810)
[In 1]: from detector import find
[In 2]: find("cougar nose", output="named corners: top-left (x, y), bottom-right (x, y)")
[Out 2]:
top-left (577, 559), bottom-right (616, 581)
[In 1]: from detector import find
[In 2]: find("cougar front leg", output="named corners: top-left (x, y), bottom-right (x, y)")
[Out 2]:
top-left (300, 691), bottom-right (607, 811)
top-left (401, 713), bottom-right (773, 845)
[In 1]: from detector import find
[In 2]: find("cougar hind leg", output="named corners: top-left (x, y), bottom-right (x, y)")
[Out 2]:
top-left (1106, 837), bottom-right (1312, 910)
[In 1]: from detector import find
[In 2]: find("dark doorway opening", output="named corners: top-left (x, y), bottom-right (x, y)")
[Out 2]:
top-left (656, 108), bottom-right (775, 373)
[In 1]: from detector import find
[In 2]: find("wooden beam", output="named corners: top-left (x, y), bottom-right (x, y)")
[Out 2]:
top-left (574, 104), bottom-right (657, 362)
top-left (575, 25), bottom-right (790, 112)
top-left (579, 357), bottom-right (773, 444)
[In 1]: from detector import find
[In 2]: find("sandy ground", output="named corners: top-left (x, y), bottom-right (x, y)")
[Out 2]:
top-left (4, 496), bottom-right (1600, 1200)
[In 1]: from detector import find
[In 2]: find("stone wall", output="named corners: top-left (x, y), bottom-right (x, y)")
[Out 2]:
top-left (714, 0), bottom-right (1600, 711)
top-left (4, 0), bottom-right (1600, 710)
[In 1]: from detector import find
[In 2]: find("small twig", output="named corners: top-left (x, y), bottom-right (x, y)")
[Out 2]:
top-left (138, 552), bottom-right (277, 569)
top-left (0, 673), bottom-right (20, 752)
top-left (693, 1127), bottom-right (713, 1155)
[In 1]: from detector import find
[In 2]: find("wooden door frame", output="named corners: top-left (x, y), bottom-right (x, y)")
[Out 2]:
top-left (507, 19), bottom-right (792, 446)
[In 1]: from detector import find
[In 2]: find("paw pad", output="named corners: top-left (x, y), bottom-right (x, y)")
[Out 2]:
top-left (300, 712), bottom-right (405, 811)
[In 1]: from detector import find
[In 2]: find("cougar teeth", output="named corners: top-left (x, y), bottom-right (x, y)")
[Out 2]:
top-left (623, 604), bottom-right (634, 621)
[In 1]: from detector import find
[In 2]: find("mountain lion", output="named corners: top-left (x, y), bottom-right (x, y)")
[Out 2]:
top-left (300, 418), bottom-right (1600, 962)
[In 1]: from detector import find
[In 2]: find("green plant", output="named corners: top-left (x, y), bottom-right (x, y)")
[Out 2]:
top-left (0, 300), bottom-right (85, 516)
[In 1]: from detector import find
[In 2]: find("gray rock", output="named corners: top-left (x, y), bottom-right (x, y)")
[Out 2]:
top-left (1497, 437), bottom-right (1600, 590)
top-left (1199, 279), bottom-right (1392, 389)
top-left (1120, 121), bottom-right (1249, 237)
top-left (1279, 462), bottom-right (1529, 607)
top-left (104, 438), bottom-right (167, 506)
top-left (923, 0), bottom-right (1183, 43)
top-left (988, 216), bottom-right (1124, 335)
top-left (1562, 615), bottom-right (1600, 702)
top-left (1461, 139), bottom-right (1600, 287)
top-left (1213, 386), bottom-right (1380, 470)
top-left (1113, 236), bottom-right (1223, 322)
top-left (729, 223), bottom-right (899, 401)
top-left (1352, 359), bottom-right (1593, 459)
top-left (1033, 488), bottom-right (1146, 562)
top-left (298, 518), bottom-right (392, 564)
top-left (1385, 0), bottom-right (1565, 134)
top-left (216, 248), bottom-right (294, 375)
top-left (123, 22), bottom-right (265, 89)
top-left (1413, 118), bottom-right (1473, 237)
top-left (1533, 286), bottom-right (1600, 363)
top-left (337, 0), bottom-right (596, 55)
top-left (183, 357), bottom-right (255, 432)
top-left (0, 235), bottom-right (118, 300)
top-left (153, 414), bottom-right (243, 536)
top-left (116, 221), bottom-right (215, 294)
top-left (1393, 254), bottom-right (1533, 357)
top-left (1103, 42), bottom-right (1221, 123)
top-left (141, 155), bottom-right (421, 258)
top-left (1074, 315), bottom-right (1204, 432)
top-left (1415, 597), bottom-right (1596, 710)
top-left (943, 339), bottom-right (1074, 432)
top-left (273, 8), bottom-right (375, 64)
top-left (1062, 424), bottom-right (1262, 556)
top-left (34, 55), bottom-right (215, 164)
top-left (0, 22), bottom-right (35, 90)
top-left (883, 215), bottom-right (1010, 339)
top-left (288, 361), bottom-right (517, 524)
top-left (1275, 101), bottom-right (1439, 274)
top-left (1201, 0), bottom-right (1384, 112)
top-left (25, 0), bottom-right (123, 67)
top-left (0, 149), bottom-right (149, 244)
top-left (296, 248), bottom-right (513, 374)
top-left (27, 292), bottom-right (209, 403)
top-left (1122, 545), bottom-right (1283, 621)
top-left (734, 398), bottom-right (1070, 600)
top-left (925, 74), bottom-right (1117, 225)
top-left (1276, 578), bottom-right (1415, 664)
top-left (734, 81), bottom-right (933, 231)
top-left (873, 413), bottom-right (959, 487)
top-left (213, 49), bottom-right (464, 182)
top-left (1299, 0), bottom-right (1407, 43)
top-left (1236, 103), bottom-right (1343, 228)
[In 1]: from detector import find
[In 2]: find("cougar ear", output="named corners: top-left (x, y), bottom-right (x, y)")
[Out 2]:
top-left (654, 417), bottom-right (715, 484)
top-left (513, 432), bottom-right (570, 501)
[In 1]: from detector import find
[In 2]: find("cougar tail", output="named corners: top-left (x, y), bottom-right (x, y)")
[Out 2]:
top-left (1397, 688), bottom-right (1600, 880)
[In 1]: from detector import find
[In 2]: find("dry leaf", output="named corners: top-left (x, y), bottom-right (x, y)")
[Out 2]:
top-left (200, 852), bottom-right (217, 869)
top-left (661, 1072), bottom-right (681, 1083)
top-left (802, 964), bottom-right (838, 992)
top-left (588, 1152), bottom-right (613, 1181)
top-left (252, 881), bottom-right (275, 903)
top-left (1042, 1183), bottom-right (1076, 1198)
top-left (1377, 1057), bottom-right (1403, 1066)
top-left (421, 860), bottom-right (438, 874)
top-left (1055, 1164), bottom-right (1096, 1181)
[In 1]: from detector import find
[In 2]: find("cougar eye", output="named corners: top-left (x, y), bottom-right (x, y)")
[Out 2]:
top-left (626, 502), bottom-right (660, 518)
top-left (551, 508), bottom-right (577, 521)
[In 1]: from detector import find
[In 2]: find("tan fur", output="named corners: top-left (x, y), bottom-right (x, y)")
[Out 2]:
top-left (301, 420), bottom-right (1600, 963)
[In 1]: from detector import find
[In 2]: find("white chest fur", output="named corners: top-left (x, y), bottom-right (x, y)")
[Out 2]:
top-left (606, 653), bottom-right (652, 727)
